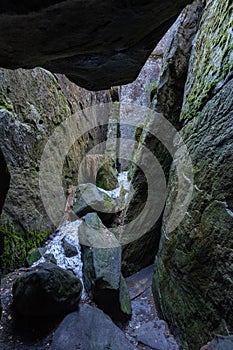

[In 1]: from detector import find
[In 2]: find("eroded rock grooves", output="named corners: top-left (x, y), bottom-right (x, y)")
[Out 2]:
top-left (0, 0), bottom-right (191, 90)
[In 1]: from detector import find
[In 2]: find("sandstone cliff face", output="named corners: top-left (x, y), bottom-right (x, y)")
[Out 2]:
top-left (0, 0), bottom-right (191, 90)
top-left (121, 0), bottom-right (203, 275)
top-left (0, 68), bottom-right (110, 271)
top-left (153, 0), bottom-right (233, 348)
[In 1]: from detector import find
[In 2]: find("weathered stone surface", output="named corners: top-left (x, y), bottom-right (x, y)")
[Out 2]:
top-left (61, 237), bottom-right (78, 258)
top-left (0, 1), bottom-right (191, 90)
top-left (74, 183), bottom-right (116, 225)
top-left (12, 262), bottom-right (82, 317)
top-left (0, 149), bottom-right (10, 272)
top-left (0, 149), bottom-right (10, 216)
top-left (181, 1), bottom-right (233, 122)
top-left (200, 336), bottom-right (233, 350)
top-left (79, 154), bottom-right (118, 190)
top-left (153, 1), bottom-right (233, 348)
top-left (80, 213), bottom-right (131, 319)
top-left (50, 304), bottom-right (134, 350)
top-left (153, 0), bottom-right (203, 128)
top-left (0, 68), bottom-right (110, 272)
top-left (121, 0), bottom-right (202, 276)
top-left (26, 247), bottom-right (46, 266)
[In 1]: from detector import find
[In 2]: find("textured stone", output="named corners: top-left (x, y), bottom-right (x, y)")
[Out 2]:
top-left (153, 1), bottom-right (233, 348)
top-left (50, 304), bottom-right (134, 350)
top-left (12, 262), bottom-right (82, 317)
top-left (121, 0), bottom-right (202, 276)
top-left (26, 247), bottom-right (46, 266)
top-left (0, 149), bottom-right (10, 216)
top-left (0, 69), bottom-right (110, 232)
top-left (0, 1), bottom-right (191, 90)
top-left (200, 336), bottom-right (233, 350)
top-left (61, 237), bottom-right (78, 258)
top-left (74, 183), bottom-right (117, 225)
top-left (0, 68), bottom-right (110, 272)
top-left (80, 213), bottom-right (131, 319)
top-left (78, 154), bottom-right (118, 190)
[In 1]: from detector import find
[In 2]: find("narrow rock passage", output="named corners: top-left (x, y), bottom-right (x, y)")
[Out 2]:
top-left (0, 170), bottom-right (180, 350)
top-left (124, 266), bottom-right (179, 350)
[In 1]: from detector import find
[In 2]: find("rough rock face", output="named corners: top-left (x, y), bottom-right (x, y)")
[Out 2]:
top-left (0, 68), bottom-right (110, 272)
top-left (0, 1), bottom-right (192, 90)
top-left (0, 149), bottom-right (10, 216)
top-left (12, 262), bottom-right (82, 317)
top-left (50, 304), bottom-right (134, 350)
top-left (200, 336), bottom-right (233, 350)
top-left (0, 149), bottom-right (10, 269)
top-left (80, 213), bottom-right (132, 319)
top-left (153, 0), bottom-right (233, 348)
top-left (74, 183), bottom-right (116, 225)
top-left (78, 154), bottom-right (118, 191)
top-left (121, 0), bottom-right (202, 276)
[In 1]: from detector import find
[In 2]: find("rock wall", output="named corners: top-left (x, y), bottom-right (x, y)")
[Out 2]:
top-left (0, 68), bottom-right (110, 272)
top-left (153, 0), bottom-right (233, 348)
top-left (121, 0), bottom-right (203, 275)
top-left (0, 149), bottom-right (10, 216)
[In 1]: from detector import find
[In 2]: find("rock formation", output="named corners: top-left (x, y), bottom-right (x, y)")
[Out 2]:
top-left (121, 0), bottom-right (203, 275)
top-left (12, 262), bottom-right (82, 317)
top-left (0, 68), bottom-right (110, 272)
top-left (153, 0), bottom-right (233, 348)
top-left (0, 0), bottom-right (191, 90)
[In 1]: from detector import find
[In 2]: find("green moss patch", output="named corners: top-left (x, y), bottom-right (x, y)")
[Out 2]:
top-left (0, 222), bottom-right (49, 273)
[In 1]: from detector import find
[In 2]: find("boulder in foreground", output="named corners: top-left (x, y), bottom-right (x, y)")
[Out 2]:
top-left (12, 262), bottom-right (82, 317)
top-left (50, 304), bottom-right (134, 350)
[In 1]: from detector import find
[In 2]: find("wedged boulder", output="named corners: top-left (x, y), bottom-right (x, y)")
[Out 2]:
top-left (200, 336), bottom-right (233, 350)
top-left (80, 213), bottom-right (131, 320)
top-left (12, 262), bottom-right (82, 317)
top-left (50, 304), bottom-right (134, 350)
top-left (62, 237), bottom-right (78, 258)
top-left (74, 183), bottom-right (117, 225)
top-left (96, 161), bottom-right (118, 191)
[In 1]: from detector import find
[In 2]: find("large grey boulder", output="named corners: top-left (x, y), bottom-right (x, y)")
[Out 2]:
top-left (12, 262), bottom-right (82, 317)
top-left (74, 183), bottom-right (117, 225)
top-left (50, 304), bottom-right (134, 350)
top-left (80, 213), bottom-right (132, 319)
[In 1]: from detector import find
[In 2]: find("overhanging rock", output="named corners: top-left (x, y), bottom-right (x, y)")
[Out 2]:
top-left (0, 0), bottom-right (191, 90)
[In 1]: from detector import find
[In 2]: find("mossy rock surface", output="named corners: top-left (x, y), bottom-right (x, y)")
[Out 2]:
top-left (26, 247), bottom-right (46, 266)
top-left (153, 56), bottom-right (233, 350)
top-left (0, 221), bottom-right (49, 273)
